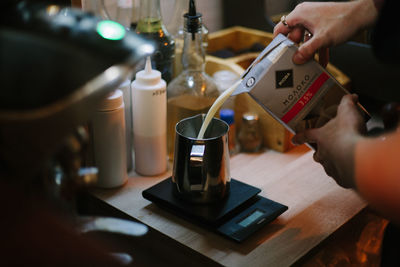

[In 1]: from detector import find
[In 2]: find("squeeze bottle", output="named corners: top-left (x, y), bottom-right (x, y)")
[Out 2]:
top-left (132, 57), bottom-right (167, 176)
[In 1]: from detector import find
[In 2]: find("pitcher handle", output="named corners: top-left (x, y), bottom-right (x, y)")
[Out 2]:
top-left (190, 144), bottom-right (205, 163)
top-left (189, 144), bottom-right (205, 191)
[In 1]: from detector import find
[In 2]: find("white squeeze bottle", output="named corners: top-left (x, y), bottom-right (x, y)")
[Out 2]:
top-left (132, 56), bottom-right (167, 176)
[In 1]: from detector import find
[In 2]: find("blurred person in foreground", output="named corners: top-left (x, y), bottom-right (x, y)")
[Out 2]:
top-left (274, 0), bottom-right (399, 264)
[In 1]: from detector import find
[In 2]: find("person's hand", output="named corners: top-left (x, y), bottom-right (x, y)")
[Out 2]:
top-left (292, 94), bottom-right (367, 188)
top-left (273, 0), bottom-right (378, 66)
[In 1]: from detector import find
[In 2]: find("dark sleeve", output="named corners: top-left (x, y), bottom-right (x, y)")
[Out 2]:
top-left (371, 0), bottom-right (400, 65)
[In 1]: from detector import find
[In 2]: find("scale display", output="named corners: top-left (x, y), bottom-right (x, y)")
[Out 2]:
top-left (142, 178), bottom-right (288, 242)
top-left (216, 196), bottom-right (287, 242)
top-left (238, 209), bottom-right (265, 227)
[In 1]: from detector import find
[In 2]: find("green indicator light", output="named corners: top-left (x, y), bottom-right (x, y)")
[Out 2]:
top-left (97, 20), bottom-right (126, 40)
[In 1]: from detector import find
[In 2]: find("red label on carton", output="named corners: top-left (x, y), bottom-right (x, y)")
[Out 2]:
top-left (281, 72), bottom-right (329, 124)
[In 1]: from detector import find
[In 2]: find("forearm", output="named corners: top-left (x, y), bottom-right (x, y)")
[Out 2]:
top-left (355, 131), bottom-right (400, 225)
top-left (351, 0), bottom-right (379, 30)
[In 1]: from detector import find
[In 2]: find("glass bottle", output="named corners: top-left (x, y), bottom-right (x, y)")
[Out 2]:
top-left (129, 0), bottom-right (139, 30)
top-left (115, 0), bottom-right (133, 30)
top-left (134, 0), bottom-right (175, 83)
top-left (238, 113), bottom-right (262, 152)
top-left (167, 0), bottom-right (209, 77)
top-left (166, 0), bottom-right (219, 160)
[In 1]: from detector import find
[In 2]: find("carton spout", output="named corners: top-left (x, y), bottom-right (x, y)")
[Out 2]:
top-left (231, 79), bottom-right (250, 96)
top-left (231, 34), bottom-right (290, 96)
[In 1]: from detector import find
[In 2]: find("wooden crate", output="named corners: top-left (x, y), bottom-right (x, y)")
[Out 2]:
top-left (208, 26), bottom-right (351, 87)
top-left (207, 26), bottom-right (351, 152)
top-left (205, 56), bottom-right (244, 77)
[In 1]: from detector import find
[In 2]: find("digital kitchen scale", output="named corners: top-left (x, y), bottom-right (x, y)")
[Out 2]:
top-left (142, 178), bottom-right (288, 242)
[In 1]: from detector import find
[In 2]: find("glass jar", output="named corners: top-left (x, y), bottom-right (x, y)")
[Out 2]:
top-left (238, 113), bottom-right (262, 152)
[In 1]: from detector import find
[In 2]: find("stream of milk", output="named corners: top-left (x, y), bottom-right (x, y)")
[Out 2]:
top-left (197, 79), bottom-right (242, 139)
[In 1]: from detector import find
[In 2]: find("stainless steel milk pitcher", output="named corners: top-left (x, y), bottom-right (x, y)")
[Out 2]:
top-left (172, 114), bottom-right (230, 203)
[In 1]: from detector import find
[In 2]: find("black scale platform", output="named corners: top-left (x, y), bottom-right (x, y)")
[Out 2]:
top-left (142, 178), bottom-right (288, 242)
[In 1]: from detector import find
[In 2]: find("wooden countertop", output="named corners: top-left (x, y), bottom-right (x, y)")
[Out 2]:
top-left (91, 145), bottom-right (366, 266)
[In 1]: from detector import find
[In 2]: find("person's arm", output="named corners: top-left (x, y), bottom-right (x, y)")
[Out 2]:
top-left (273, 0), bottom-right (379, 65)
top-left (355, 131), bottom-right (400, 225)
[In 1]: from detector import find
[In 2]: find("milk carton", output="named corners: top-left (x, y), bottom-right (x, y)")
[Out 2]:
top-left (233, 34), bottom-right (369, 139)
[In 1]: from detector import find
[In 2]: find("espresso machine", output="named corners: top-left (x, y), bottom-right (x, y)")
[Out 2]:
top-left (0, 1), bottom-right (152, 265)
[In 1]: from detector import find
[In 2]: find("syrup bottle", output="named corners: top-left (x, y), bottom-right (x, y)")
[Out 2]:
top-left (167, 0), bottom-right (209, 77)
top-left (166, 0), bottom-right (219, 160)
